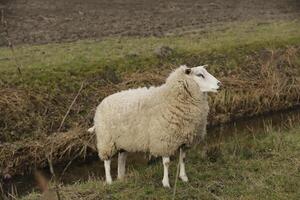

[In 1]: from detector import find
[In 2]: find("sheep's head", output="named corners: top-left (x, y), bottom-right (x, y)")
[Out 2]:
top-left (184, 65), bottom-right (221, 93)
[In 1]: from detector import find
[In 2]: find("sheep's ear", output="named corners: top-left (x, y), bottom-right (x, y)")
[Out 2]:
top-left (203, 64), bottom-right (208, 69)
top-left (185, 68), bottom-right (191, 75)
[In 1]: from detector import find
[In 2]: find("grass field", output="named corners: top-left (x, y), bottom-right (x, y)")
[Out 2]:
top-left (21, 126), bottom-right (300, 200)
top-left (1, 20), bottom-right (300, 178)
top-left (1, 20), bottom-right (300, 141)
top-left (1, 21), bottom-right (300, 83)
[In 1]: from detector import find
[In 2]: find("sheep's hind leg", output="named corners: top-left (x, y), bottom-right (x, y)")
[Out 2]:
top-left (104, 160), bottom-right (112, 184)
top-left (117, 151), bottom-right (127, 180)
top-left (179, 148), bottom-right (188, 182)
top-left (162, 157), bottom-right (171, 188)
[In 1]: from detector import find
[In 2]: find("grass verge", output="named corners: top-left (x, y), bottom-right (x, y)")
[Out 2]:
top-left (21, 126), bottom-right (300, 200)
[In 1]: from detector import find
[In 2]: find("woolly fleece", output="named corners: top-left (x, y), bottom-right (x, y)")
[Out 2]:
top-left (94, 66), bottom-right (209, 160)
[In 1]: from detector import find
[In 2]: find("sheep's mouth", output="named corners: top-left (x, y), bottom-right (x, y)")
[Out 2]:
top-left (215, 85), bottom-right (223, 92)
top-left (211, 87), bottom-right (220, 93)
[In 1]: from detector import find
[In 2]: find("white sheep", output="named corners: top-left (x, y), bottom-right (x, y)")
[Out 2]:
top-left (88, 65), bottom-right (221, 187)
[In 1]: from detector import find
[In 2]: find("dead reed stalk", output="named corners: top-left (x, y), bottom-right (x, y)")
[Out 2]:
top-left (57, 82), bottom-right (85, 132)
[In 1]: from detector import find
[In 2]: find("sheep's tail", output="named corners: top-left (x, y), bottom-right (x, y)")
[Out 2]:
top-left (87, 125), bottom-right (95, 133)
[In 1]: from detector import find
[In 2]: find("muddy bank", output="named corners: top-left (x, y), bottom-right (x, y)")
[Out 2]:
top-left (1, 0), bottom-right (300, 46)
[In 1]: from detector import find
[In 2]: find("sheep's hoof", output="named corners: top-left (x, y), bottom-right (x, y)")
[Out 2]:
top-left (179, 175), bottom-right (189, 182)
top-left (105, 179), bottom-right (112, 185)
top-left (117, 176), bottom-right (125, 180)
top-left (162, 180), bottom-right (171, 188)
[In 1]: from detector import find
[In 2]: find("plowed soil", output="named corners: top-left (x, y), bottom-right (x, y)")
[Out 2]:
top-left (1, 0), bottom-right (299, 46)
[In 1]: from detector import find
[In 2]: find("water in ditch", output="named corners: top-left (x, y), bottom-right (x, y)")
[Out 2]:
top-left (3, 108), bottom-right (300, 197)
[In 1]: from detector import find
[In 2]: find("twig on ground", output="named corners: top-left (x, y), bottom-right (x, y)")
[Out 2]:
top-left (47, 151), bottom-right (61, 200)
top-left (0, 182), bottom-right (8, 200)
top-left (57, 82), bottom-right (84, 132)
top-left (46, 82), bottom-right (85, 199)
top-left (59, 154), bottom-right (79, 181)
top-left (0, 179), bottom-right (18, 200)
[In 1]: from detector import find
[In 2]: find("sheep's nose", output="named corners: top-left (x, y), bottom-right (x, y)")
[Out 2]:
top-left (217, 81), bottom-right (222, 87)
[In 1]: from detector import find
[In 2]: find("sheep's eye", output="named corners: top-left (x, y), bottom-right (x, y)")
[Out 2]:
top-left (197, 74), bottom-right (205, 78)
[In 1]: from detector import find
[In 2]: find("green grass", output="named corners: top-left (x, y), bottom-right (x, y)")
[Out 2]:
top-left (1, 20), bottom-right (300, 142)
top-left (1, 20), bottom-right (300, 89)
top-left (2, 19), bottom-right (300, 197)
top-left (22, 127), bottom-right (300, 200)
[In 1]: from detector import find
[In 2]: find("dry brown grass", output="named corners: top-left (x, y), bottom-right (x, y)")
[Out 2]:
top-left (209, 47), bottom-right (300, 124)
top-left (0, 127), bottom-right (96, 177)
top-left (0, 46), bottom-right (300, 177)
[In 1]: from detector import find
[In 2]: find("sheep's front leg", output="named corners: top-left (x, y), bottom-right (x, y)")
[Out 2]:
top-left (104, 160), bottom-right (112, 184)
top-left (179, 148), bottom-right (188, 182)
top-left (117, 151), bottom-right (127, 180)
top-left (162, 157), bottom-right (170, 188)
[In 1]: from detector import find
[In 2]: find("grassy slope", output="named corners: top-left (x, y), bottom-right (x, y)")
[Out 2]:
top-left (1, 20), bottom-right (300, 142)
top-left (1, 20), bottom-right (300, 199)
top-left (22, 127), bottom-right (300, 200)
top-left (1, 21), bottom-right (300, 88)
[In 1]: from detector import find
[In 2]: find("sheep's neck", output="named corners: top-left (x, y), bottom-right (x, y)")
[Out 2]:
top-left (162, 82), bottom-right (207, 109)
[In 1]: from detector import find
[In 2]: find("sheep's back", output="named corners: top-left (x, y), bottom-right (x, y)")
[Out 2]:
top-left (94, 87), bottom-right (160, 153)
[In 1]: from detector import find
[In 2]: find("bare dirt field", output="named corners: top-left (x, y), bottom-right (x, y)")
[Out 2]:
top-left (1, 0), bottom-right (299, 46)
